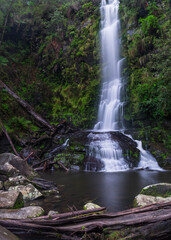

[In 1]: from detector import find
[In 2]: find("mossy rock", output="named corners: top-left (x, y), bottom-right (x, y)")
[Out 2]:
top-left (140, 183), bottom-right (171, 198)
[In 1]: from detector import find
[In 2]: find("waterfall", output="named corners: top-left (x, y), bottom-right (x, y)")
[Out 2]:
top-left (87, 0), bottom-right (162, 172)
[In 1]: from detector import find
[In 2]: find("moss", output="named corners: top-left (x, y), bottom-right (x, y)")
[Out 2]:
top-left (140, 184), bottom-right (171, 198)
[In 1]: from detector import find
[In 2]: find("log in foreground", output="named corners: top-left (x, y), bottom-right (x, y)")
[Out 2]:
top-left (0, 202), bottom-right (171, 239)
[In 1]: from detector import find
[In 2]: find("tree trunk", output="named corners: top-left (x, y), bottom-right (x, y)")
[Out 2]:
top-left (0, 80), bottom-right (55, 132)
top-left (0, 202), bottom-right (170, 239)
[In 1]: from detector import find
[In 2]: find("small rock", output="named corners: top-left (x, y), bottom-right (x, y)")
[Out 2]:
top-left (42, 189), bottom-right (59, 196)
top-left (48, 210), bottom-right (59, 216)
top-left (0, 190), bottom-right (24, 209)
top-left (4, 175), bottom-right (30, 190)
top-left (8, 184), bottom-right (42, 201)
top-left (0, 226), bottom-right (20, 240)
top-left (0, 206), bottom-right (44, 219)
top-left (83, 202), bottom-right (101, 210)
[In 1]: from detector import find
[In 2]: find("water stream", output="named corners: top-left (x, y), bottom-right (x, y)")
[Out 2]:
top-left (88, 0), bottom-right (161, 172)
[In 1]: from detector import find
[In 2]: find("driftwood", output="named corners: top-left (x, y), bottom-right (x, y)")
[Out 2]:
top-left (0, 80), bottom-right (55, 132)
top-left (0, 119), bottom-right (20, 157)
top-left (0, 202), bottom-right (171, 239)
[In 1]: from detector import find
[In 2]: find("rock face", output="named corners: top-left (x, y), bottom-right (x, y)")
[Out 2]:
top-left (0, 153), bottom-right (36, 178)
top-left (0, 190), bottom-right (24, 209)
top-left (0, 206), bottom-right (44, 219)
top-left (0, 226), bottom-right (20, 240)
top-left (83, 203), bottom-right (101, 210)
top-left (134, 183), bottom-right (171, 207)
top-left (8, 184), bottom-right (42, 201)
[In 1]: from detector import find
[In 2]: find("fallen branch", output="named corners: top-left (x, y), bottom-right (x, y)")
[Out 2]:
top-left (0, 119), bottom-right (20, 157)
top-left (0, 80), bottom-right (55, 132)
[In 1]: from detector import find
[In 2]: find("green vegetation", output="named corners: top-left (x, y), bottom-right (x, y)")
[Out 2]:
top-left (0, 0), bottom-right (100, 137)
top-left (120, 0), bottom-right (171, 165)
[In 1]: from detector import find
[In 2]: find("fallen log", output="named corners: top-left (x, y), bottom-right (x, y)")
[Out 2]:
top-left (0, 80), bottom-right (55, 132)
top-left (0, 202), bottom-right (171, 239)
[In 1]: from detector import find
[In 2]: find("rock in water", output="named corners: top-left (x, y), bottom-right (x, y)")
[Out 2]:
top-left (0, 226), bottom-right (20, 240)
top-left (83, 202), bottom-right (101, 210)
top-left (0, 206), bottom-right (44, 219)
top-left (8, 184), bottom-right (42, 201)
top-left (0, 190), bottom-right (24, 209)
top-left (134, 183), bottom-right (171, 207)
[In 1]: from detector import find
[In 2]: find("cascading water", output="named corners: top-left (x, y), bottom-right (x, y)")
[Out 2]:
top-left (87, 0), bottom-right (162, 172)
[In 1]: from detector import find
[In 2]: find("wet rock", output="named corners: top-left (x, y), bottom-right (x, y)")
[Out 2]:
top-left (0, 226), bottom-right (20, 240)
top-left (4, 175), bottom-right (30, 190)
top-left (83, 203), bottom-right (101, 210)
top-left (134, 194), bottom-right (171, 207)
top-left (42, 189), bottom-right (59, 197)
top-left (0, 153), bottom-right (36, 178)
top-left (48, 210), bottom-right (59, 216)
top-left (0, 163), bottom-right (20, 180)
top-left (0, 190), bottom-right (24, 209)
top-left (0, 206), bottom-right (44, 219)
top-left (134, 183), bottom-right (171, 207)
top-left (0, 180), bottom-right (3, 189)
top-left (8, 184), bottom-right (42, 201)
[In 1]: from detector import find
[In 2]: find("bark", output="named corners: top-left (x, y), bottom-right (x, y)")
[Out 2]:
top-left (0, 80), bottom-right (55, 132)
top-left (0, 202), bottom-right (170, 239)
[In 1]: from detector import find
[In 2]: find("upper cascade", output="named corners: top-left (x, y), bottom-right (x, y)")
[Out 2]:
top-left (94, 0), bottom-right (124, 131)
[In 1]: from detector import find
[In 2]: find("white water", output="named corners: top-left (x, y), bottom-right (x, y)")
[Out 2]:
top-left (88, 0), bottom-right (161, 172)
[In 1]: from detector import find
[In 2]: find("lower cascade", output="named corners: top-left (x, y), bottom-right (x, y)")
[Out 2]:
top-left (87, 0), bottom-right (161, 172)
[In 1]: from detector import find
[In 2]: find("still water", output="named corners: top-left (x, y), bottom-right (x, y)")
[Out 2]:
top-left (37, 170), bottom-right (171, 213)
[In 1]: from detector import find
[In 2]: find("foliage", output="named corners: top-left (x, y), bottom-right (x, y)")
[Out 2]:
top-left (139, 15), bottom-right (160, 36)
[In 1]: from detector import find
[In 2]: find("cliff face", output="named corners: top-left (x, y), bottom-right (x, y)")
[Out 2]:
top-left (0, 0), bottom-right (101, 133)
top-left (119, 0), bottom-right (171, 167)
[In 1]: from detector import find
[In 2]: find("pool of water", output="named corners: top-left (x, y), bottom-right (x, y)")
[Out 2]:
top-left (33, 169), bottom-right (171, 214)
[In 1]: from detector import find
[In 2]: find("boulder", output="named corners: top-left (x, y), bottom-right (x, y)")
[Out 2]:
top-left (4, 175), bottom-right (30, 190)
top-left (83, 203), bottom-right (101, 210)
top-left (0, 163), bottom-right (19, 180)
top-left (8, 184), bottom-right (42, 201)
top-left (0, 153), bottom-right (36, 178)
top-left (0, 206), bottom-right (44, 219)
top-left (134, 183), bottom-right (171, 207)
top-left (0, 226), bottom-right (20, 240)
top-left (134, 194), bottom-right (171, 207)
top-left (0, 190), bottom-right (24, 209)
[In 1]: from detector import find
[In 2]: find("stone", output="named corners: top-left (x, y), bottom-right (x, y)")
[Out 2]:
top-left (0, 190), bottom-right (24, 209)
top-left (0, 180), bottom-right (3, 189)
top-left (134, 183), bottom-right (171, 207)
top-left (42, 189), bottom-right (59, 196)
top-left (8, 184), bottom-right (42, 201)
top-left (83, 203), bottom-right (101, 210)
top-left (4, 175), bottom-right (30, 190)
top-left (0, 226), bottom-right (20, 240)
top-left (0, 153), bottom-right (36, 178)
top-left (0, 162), bottom-right (19, 178)
top-left (48, 210), bottom-right (59, 216)
top-left (0, 206), bottom-right (44, 219)
top-left (135, 194), bottom-right (171, 207)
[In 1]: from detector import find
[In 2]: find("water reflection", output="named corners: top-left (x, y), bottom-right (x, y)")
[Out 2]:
top-left (39, 170), bottom-right (171, 213)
